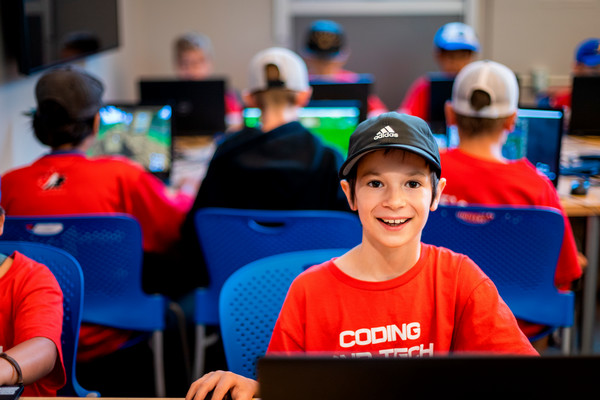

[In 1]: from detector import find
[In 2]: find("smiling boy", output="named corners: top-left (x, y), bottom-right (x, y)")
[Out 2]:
top-left (186, 112), bottom-right (537, 400)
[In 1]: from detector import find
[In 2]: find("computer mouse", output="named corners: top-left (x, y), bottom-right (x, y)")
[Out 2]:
top-left (570, 178), bottom-right (590, 196)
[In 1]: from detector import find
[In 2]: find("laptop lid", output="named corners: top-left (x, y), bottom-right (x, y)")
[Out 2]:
top-left (258, 355), bottom-right (600, 399)
top-left (427, 72), bottom-right (454, 135)
top-left (89, 103), bottom-right (174, 182)
top-left (242, 100), bottom-right (360, 157)
top-left (139, 79), bottom-right (226, 136)
top-left (309, 75), bottom-right (372, 123)
top-left (569, 75), bottom-right (600, 136)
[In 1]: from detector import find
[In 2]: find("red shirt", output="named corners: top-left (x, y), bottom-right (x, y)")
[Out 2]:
top-left (0, 252), bottom-right (66, 396)
top-left (397, 75), bottom-right (430, 120)
top-left (440, 149), bottom-right (582, 336)
top-left (268, 244), bottom-right (537, 356)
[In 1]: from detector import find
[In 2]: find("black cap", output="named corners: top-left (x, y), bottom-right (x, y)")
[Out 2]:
top-left (339, 112), bottom-right (441, 179)
top-left (35, 65), bottom-right (104, 120)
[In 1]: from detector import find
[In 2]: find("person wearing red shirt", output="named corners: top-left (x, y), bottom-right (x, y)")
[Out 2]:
top-left (0, 65), bottom-right (193, 396)
top-left (301, 20), bottom-right (388, 118)
top-left (0, 192), bottom-right (66, 396)
top-left (185, 112), bottom-right (537, 400)
top-left (440, 59), bottom-right (583, 350)
top-left (398, 22), bottom-right (479, 121)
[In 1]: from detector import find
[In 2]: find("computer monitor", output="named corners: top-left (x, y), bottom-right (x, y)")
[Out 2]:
top-left (88, 103), bottom-right (174, 182)
top-left (446, 107), bottom-right (564, 186)
top-left (428, 72), bottom-right (454, 135)
top-left (139, 79), bottom-right (226, 136)
top-left (569, 75), bottom-right (600, 136)
top-left (309, 74), bottom-right (372, 123)
top-left (243, 100), bottom-right (360, 156)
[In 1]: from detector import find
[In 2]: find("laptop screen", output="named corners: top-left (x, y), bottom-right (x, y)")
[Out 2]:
top-left (309, 75), bottom-right (372, 123)
top-left (89, 103), bottom-right (173, 182)
top-left (446, 107), bottom-right (563, 186)
top-left (569, 75), bottom-right (600, 136)
top-left (427, 72), bottom-right (454, 135)
top-left (139, 79), bottom-right (226, 136)
top-left (243, 100), bottom-right (360, 156)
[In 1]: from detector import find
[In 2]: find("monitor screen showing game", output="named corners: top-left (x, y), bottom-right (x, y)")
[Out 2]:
top-left (569, 75), bottom-right (600, 136)
top-left (89, 103), bottom-right (173, 182)
top-left (243, 100), bottom-right (360, 156)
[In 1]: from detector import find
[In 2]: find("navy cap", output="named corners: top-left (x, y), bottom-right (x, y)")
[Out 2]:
top-left (575, 38), bottom-right (600, 67)
top-left (304, 20), bottom-right (345, 58)
top-left (339, 112), bottom-right (441, 179)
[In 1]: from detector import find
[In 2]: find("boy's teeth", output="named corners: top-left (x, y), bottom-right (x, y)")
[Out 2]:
top-left (382, 218), bottom-right (407, 224)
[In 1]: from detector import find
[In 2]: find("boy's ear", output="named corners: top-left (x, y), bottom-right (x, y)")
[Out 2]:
top-left (444, 101), bottom-right (456, 126)
top-left (430, 177), bottom-right (447, 212)
top-left (242, 90), bottom-right (257, 108)
top-left (0, 212), bottom-right (4, 236)
top-left (295, 87), bottom-right (313, 107)
top-left (340, 179), bottom-right (357, 211)
top-left (503, 111), bottom-right (518, 132)
top-left (92, 113), bottom-right (101, 135)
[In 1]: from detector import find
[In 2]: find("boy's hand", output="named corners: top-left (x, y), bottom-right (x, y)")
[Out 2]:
top-left (186, 370), bottom-right (259, 400)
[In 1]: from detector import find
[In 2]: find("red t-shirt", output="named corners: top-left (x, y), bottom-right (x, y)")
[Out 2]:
top-left (268, 244), bottom-right (537, 357)
top-left (0, 252), bottom-right (66, 396)
top-left (397, 75), bottom-right (430, 121)
top-left (440, 149), bottom-right (582, 336)
top-left (0, 152), bottom-right (193, 360)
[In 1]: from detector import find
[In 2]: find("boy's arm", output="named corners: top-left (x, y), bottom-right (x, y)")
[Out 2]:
top-left (0, 338), bottom-right (58, 386)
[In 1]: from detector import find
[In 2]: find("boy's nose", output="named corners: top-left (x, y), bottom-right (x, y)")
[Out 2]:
top-left (383, 187), bottom-right (407, 209)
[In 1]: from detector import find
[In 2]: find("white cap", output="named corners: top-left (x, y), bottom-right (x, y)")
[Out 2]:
top-left (247, 47), bottom-right (309, 93)
top-left (451, 60), bottom-right (519, 119)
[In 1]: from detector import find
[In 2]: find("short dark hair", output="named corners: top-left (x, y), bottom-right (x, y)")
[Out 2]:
top-left (344, 149), bottom-right (440, 206)
top-left (454, 89), bottom-right (509, 138)
top-left (32, 99), bottom-right (96, 148)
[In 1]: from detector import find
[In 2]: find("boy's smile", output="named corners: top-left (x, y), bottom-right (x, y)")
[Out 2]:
top-left (342, 149), bottom-right (445, 252)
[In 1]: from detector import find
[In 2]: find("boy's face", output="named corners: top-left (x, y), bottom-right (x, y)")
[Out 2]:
top-left (176, 48), bottom-right (213, 80)
top-left (341, 149), bottom-right (445, 250)
top-left (435, 50), bottom-right (475, 75)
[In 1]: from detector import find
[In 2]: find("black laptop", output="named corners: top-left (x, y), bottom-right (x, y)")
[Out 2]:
top-left (569, 75), bottom-right (600, 136)
top-left (309, 74), bottom-right (372, 123)
top-left (258, 355), bottom-right (600, 399)
top-left (427, 72), bottom-right (455, 135)
top-left (0, 385), bottom-right (23, 400)
top-left (139, 79), bottom-right (226, 136)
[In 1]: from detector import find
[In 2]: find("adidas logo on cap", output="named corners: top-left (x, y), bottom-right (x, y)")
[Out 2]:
top-left (373, 125), bottom-right (398, 140)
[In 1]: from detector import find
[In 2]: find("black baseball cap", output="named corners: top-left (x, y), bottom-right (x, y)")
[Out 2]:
top-left (35, 65), bottom-right (104, 120)
top-left (339, 112), bottom-right (441, 179)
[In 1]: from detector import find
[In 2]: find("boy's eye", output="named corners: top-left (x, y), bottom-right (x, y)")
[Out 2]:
top-left (367, 180), bottom-right (383, 188)
top-left (407, 181), bottom-right (421, 189)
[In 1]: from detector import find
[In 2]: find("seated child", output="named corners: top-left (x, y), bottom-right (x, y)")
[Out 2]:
top-left (185, 112), bottom-right (538, 400)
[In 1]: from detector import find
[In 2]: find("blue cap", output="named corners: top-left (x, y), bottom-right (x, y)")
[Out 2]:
top-left (304, 20), bottom-right (345, 58)
top-left (575, 38), bottom-right (600, 67)
top-left (434, 22), bottom-right (480, 52)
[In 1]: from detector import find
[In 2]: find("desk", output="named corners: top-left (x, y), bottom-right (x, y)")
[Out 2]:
top-left (559, 135), bottom-right (600, 354)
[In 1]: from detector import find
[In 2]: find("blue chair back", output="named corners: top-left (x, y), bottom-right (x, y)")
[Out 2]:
top-left (1, 214), bottom-right (166, 330)
top-left (0, 241), bottom-right (98, 397)
top-left (219, 248), bottom-right (349, 379)
top-left (194, 208), bottom-right (362, 325)
top-left (421, 204), bottom-right (574, 328)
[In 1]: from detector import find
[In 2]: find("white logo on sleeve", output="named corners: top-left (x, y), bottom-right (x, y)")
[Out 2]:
top-left (373, 125), bottom-right (398, 140)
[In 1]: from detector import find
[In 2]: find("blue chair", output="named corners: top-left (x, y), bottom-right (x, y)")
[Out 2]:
top-left (192, 208), bottom-right (362, 378)
top-left (0, 241), bottom-right (99, 397)
top-left (421, 204), bottom-right (575, 353)
top-left (0, 214), bottom-right (170, 396)
top-left (219, 248), bottom-right (349, 379)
